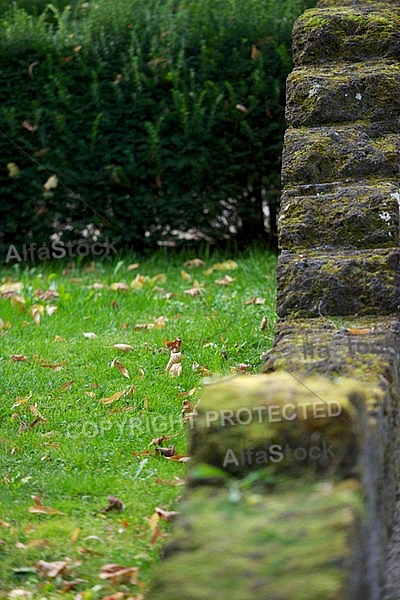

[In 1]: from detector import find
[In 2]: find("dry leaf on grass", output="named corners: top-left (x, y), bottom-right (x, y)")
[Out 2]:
top-left (40, 360), bottom-right (67, 371)
top-left (204, 260), bottom-right (238, 274)
top-left (100, 496), bottom-right (125, 513)
top-left (155, 507), bottom-right (180, 521)
top-left (10, 355), bottom-right (29, 362)
top-left (184, 282), bottom-right (202, 297)
top-left (97, 390), bottom-right (124, 405)
top-left (98, 563), bottom-right (139, 585)
top-left (168, 363), bottom-right (182, 377)
top-left (29, 496), bottom-right (64, 515)
top-left (215, 274), bottom-right (235, 286)
top-left (110, 282), bottom-right (129, 291)
top-left (245, 297), bottom-right (265, 305)
top-left (155, 445), bottom-right (175, 457)
top-left (83, 332), bottom-right (97, 339)
top-left (43, 175), bottom-right (58, 191)
top-left (164, 454), bottom-right (191, 462)
top-left (150, 434), bottom-right (179, 446)
top-left (111, 358), bottom-right (130, 379)
top-left (36, 560), bottom-right (68, 578)
top-left (165, 337), bottom-right (182, 351)
top-left (34, 289), bottom-right (59, 301)
top-left (127, 263), bottom-right (140, 271)
top-left (231, 363), bottom-right (252, 374)
top-left (113, 344), bottom-right (134, 352)
top-left (0, 281), bottom-right (24, 294)
top-left (183, 258), bottom-right (205, 268)
top-left (7, 590), bottom-right (32, 599)
top-left (260, 316), bottom-right (268, 331)
top-left (130, 274), bottom-right (146, 289)
top-left (180, 270), bottom-right (191, 281)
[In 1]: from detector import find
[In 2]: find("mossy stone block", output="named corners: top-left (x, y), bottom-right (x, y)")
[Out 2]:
top-left (281, 126), bottom-right (400, 186)
top-left (279, 181), bottom-right (400, 250)
top-left (293, 7), bottom-right (400, 65)
top-left (262, 316), bottom-right (400, 385)
top-left (148, 481), bottom-right (365, 600)
top-left (276, 248), bottom-right (400, 318)
top-left (189, 373), bottom-right (372, 478)
top-left (286, 61), bottom-right (400, 127)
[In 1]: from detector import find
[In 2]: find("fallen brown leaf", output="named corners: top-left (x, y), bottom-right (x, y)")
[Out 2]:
top-left (111, 358), bottom-right (130, 379)
top-left (168, 363), bottom-right (182, 377)
top-left (165, 337), bottom-right (182, 351)
top-left (155, 445), bottom-right (175, 457)
top-left (98, 563), bottom-right (139, 585)
top-left (36, 560), bottom-right (68, 578)
top-left (97, 390), bottom-right (124, 405)
top-left (245, 297), bottom-right (265, 305)
top-left (100, 496), bottom-right (125, 513)
top-left (150, 434), bottom-right (179, 446)
top-left (215, 274), bottom-right (235, 286)
top-left (110, 282), bottom-right (129, 291)
top-left (10, 355), bottom-right (29, 362)
top-left (155, 507), bottom-right (180, 521)
top-left (183, 258), bottom-right (205, 268)
top-left (29, 496), bottom-right (64, 515)
top-left (113, 344), bottom-right (134, 352)
top-left (40, 360), bottom-right (67, 371)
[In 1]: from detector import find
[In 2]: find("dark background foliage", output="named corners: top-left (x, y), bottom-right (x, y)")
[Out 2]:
top-left (0, 0), bottom-right (316, 259)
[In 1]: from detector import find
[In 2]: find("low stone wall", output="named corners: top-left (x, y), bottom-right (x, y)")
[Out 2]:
top-left (147, 1), bottom-right (400, 598)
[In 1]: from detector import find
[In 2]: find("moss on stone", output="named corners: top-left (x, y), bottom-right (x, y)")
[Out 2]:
top-left (293, 7), bottom-right (400, 65)
top-left (286, 61), bottom-right (400, 127)
top-left (148, 480), bottom-right (365, 600)
top-left (276, 248), bottom-right (400, 318)
top-left (188, 373), bottom-right (375, 478)
top-left (282, 126), bottom-right (400, 186)
top-left (278, 181), bottom-right (400, 251)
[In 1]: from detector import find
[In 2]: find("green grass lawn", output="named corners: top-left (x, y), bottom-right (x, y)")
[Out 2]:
top-left (0, 249), bottom-right (276, 599)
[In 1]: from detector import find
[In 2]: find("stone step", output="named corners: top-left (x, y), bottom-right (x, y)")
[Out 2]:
top-left (278, 181), bottom-right (400, 251)
top-left (286, 61), bottom-right (400, 127)
top-left (276, 248), bottom-right (400, 318)
top-left (293, 6), bottom-right (400, 66)
top-left (281, 125), bottom-right (400, 186)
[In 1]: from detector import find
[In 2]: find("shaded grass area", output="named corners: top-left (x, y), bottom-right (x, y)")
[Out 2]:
top-left (0, 249), bottom-right (276, 598)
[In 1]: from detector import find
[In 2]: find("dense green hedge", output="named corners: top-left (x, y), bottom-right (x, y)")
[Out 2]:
top-left (0, 0), bottom-right (316, 257)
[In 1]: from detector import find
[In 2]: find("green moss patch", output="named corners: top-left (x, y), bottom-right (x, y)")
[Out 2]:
top-left (282, 126), bottom-right (400, 186)
top-left (279, 181), bottom-right (400, 250)
top-left (277, 248), bottom-right (400, 318)
top-left (148, 480), bottom-right (364, 600)
top-left (293, 6), bottom-right (400, 65)
top-left (286, 61), bottom-right (400, 127)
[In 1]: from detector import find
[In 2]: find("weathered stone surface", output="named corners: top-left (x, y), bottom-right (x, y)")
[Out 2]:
top-left (318, 0), bottom-right (399, 7)
top-left (282, 126), bottom-right (400, 186)
top-left (148, 481), bottom-right (365, 600)
top-left (189, 373), bottom-right (369, 478)
top-left (278, 181), bottom-right (400, 250)
top-left (286, 61), bottom-right (400, 127)
top-left (293, 7), bottom-right (400, 66)
top-left (262, 316), bottom-right (400, 572)
top-left (276, 248), bottom-right (400, 318)
top-left (262, 316), bottom-right (400, 384)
